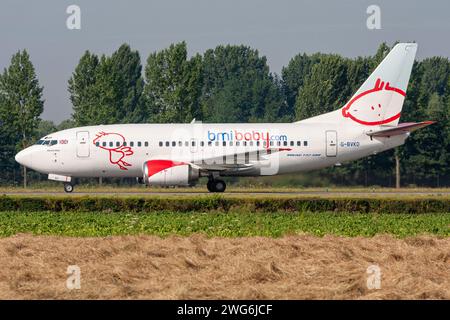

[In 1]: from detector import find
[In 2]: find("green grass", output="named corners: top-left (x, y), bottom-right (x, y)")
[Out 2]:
top-left (1, 195), bottom-right (449, 213)
top-left (2, 186), bottom-right (450, 196)
top-left (0, 211), bottom-right (448, 238)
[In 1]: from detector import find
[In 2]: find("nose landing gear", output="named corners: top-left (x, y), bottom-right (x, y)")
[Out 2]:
top-left (63, 182), bottom-right (74, 193)
top-left (206, 178), bottom-right (226, 193)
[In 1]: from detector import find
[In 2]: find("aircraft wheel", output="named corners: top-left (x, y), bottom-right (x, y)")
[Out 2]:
top-left (212, 179), bottom-right (226, 193)
top-left (207, 180), bottom-right (215, 192)
top-left (64, 183), bottom-right (74, 193)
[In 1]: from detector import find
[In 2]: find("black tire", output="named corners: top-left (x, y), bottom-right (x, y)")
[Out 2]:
top-left (207, 180), bottom-right (215, 192)
top-left (64, 183), bottom-right (74, 193)
top-left (213, 180), bottom-right (226, 193)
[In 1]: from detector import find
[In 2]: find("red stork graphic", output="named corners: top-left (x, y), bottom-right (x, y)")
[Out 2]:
top-left (93, 132), bottom-right (133, 170)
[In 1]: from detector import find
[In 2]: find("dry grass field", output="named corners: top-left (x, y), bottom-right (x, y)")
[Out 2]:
top-left (0, 234), bottom-right (448, 300)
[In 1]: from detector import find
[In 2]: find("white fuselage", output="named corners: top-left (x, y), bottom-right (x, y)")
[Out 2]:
top-left (16, 122), bottom-right (407, 179)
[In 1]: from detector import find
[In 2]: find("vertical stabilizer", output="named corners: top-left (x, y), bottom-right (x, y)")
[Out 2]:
top-left (297, 43), bottom-right (417, 127)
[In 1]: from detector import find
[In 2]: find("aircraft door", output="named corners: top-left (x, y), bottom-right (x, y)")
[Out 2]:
top-left (326, 130), bottom-right (337, 157)
top-left (76, 131), bottom-right (90, 157)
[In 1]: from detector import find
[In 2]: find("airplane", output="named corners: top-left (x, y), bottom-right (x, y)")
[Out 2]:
top-left (15, 43), bottom-right (434, 193)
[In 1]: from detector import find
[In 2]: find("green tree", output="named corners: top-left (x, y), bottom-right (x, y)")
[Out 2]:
top-left (402, 93), bottom-right (449, 185)
top-left (202, 78), bottom-right (243, 123)
top-left (0, 117), bottom-right (17, 184)
top-left (143, 42), bottom-right (203, 123)
top-left (68, 51), bottom-right (100, 126)
top-left (295, 55), bottom-right (349, 120)
top-left (57, 119), bottom-right (75, 131)
top-left (110, 44), bottom-right (145, 123)
top-left (370, 42), bottom-right (390, 69)
top-left (400, 57), bottom-right (450, 186)
top-left (416, 57), bottom-right (450, 107)
top-left (88, 55), bottom-right (121, 124)
top-left (36, 120), bottom-right (57, 138)
top-left (281, 53), bottom-right (325, 117)
top-left (0, 50), bottom-right (44, 187)
top-left (69, 44), bottom-right (144, 126)
top-left (201, 45), bottom-right (285, 122)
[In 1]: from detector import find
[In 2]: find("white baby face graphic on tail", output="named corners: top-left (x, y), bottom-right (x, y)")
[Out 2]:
top-left (342, 78), bottom-right (406, 125)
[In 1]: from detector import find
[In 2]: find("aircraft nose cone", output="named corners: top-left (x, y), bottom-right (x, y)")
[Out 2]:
top-left (15, 149), bottom-right (33, 168)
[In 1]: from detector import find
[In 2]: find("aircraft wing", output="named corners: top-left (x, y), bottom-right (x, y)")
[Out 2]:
top-left (190, 147), bottom-right (292, 172)
top-left (366, 121), bottom-right (435, 137)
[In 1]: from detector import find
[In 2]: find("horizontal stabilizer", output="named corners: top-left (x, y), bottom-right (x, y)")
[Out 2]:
top-left (366, 121), bottom-right (435, 137)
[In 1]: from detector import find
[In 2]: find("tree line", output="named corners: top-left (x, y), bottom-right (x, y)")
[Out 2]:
top-left (0, 42), bottom-right (448, 187)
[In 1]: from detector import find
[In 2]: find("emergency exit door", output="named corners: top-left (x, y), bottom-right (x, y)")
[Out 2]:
top-left (326, 130), bottom-right (337, 157)
top-left (76, 131), bottom-right (90, 157)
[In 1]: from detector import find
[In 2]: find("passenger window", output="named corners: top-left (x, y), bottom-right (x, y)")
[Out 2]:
top-left (123, 141), bottom-right (127, 146)
top-left (172, 141), bottom-right (176, 147)
top-left (230, 141), bottom-right (233, 146)
top-left (159, 141), bottom-right (163, 147)
top-left (208, 141), bottom-right (212, 146)
top-left (236, 141), bottom-right (240, 146)
top-left (263, 141), bottom-right (267, 147)
top-left (304, 141), bottom-right (308, 146)
top-left (178, 141), bottom-right (182, 147)
top-left (215, 141), bottom-right (219, 146)
top-left (102, 142), bottom-right (106, 147)
top-left (243, 141), bottom-right (247, 146)
top-left (185, 141), bottom-right (189, 147)
top-left (277, 141), bottom-right (281, 146)
top-left (165, 141), bottom-right (169, 147)
top-left (200, 141), bottom-right (204, 147)
top-left (138, 142), bottom-right (142, 147)
top-left (297, 141), bottom-right (301, 146)
top-left (130, 142), bottom-right (134, 147)
top-left (222, 141), bottom-right (226, 147)
top-left (116, 141), bottom-right (120, 147)
top-left (270, 141), bottom-right (274, 146)
top-left (256, 141), bottom-right (260, 147)
top-left (109, 142), bottom-right (113, 147)
top-left (290, 141), bottom-right (294, 146)
top-left (283, 141), bottom-right (288, 146)
top-left (191, 141), bottom-right (196, 147)
top-left (95, 142), bottom-right (100, 147)
top-left (50, 140), bottom-right (57, 146)
top-left (145, 142), bottom-right (149, 147)
top-left (249, 141), bottom-right (254, 146)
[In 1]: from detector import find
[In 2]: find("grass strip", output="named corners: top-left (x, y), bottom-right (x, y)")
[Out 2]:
top-left (0, 211), bottom-right (448, 238)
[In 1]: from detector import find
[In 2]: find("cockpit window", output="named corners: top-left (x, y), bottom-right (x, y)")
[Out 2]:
top-left (36, 139), bottom-right (58, 146)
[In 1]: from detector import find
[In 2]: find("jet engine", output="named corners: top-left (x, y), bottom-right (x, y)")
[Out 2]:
top-left (143, 160), bottom-right (199, 186)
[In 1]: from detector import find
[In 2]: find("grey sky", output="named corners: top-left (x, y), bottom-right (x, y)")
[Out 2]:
top-left (0, 0), bottom-right (449, 123)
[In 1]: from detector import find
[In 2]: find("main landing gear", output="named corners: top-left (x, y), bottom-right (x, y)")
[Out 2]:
top-left (207, 178), bottom-right (226, 193)
top-left (63, 182), bottom-right (74, 193)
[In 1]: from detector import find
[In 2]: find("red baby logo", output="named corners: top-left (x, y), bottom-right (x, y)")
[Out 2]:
top-left (342, 78), bottom-right (406, 126)
top-left (93, 132), bottom-right (133, 170)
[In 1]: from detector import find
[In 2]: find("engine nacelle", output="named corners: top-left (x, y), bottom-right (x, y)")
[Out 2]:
top-left (143, 160), bottom-right (199, 186)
